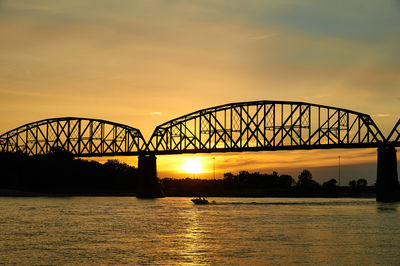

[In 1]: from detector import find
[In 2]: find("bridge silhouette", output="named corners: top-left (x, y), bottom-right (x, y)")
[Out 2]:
top-left (0, 101), bottom-right (399, 201)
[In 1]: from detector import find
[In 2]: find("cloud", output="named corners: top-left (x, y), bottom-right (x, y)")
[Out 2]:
top-left (250, 33), bottom-right (277, 40)
top-left (372, 113), bottom-right (392, 118)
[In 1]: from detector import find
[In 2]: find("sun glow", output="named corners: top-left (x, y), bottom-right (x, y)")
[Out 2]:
top-left (181, 159), bottom-right (203, 174)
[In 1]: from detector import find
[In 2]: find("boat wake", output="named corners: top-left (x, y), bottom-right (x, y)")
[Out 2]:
top-left (199, 200), bottom-right (375, 206)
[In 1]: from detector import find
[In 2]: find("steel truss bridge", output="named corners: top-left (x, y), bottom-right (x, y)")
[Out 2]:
top-left (147, 101), bottom-right (390, 154)
top-left (0, 101), bottom-right (398, 156)
top-left (1, 100), bottom-right (399, 201)
top-left (0, 117), bottom-right (146, 156)
top-left (388, 119), bottom-right (400, 144)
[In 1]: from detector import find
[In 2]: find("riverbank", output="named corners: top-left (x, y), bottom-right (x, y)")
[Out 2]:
top-left (0, 189), bottom-right (137, 197)
top-left (0, 188), bottom-right (375, 198)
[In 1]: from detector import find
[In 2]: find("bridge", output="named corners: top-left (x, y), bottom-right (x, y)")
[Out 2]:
top-left (0, 117), bottom-right (146, 156)
top-left (147, 101), bottom-right (385, 153)
top-left (0, 101), bottom-right (399, 201)
top-left (388, 118), bottom-right (400, 145)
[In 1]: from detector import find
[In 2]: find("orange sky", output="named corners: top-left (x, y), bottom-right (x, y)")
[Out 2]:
top-left (0, 1), bottom-right (399, 184)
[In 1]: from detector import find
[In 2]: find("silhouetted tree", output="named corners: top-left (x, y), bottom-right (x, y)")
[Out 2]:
top-left (322, 178), bottom-right (337, 188)
top-left (238, 171), bottom-right (250, 179)
top-left (295, 169), bottom-right (321, 194)
top-left (223, 172), bottom-right (234, 188)
top-left (297, 169), bottom-right (313, 186)
top-left (357, 178), bottom-right (368, 187)
top-left (47, 146), bottom-right (73, 160)
top-left (0, 152), bottom-right (138, 194)
top-left (347, 178), bottom-right (369, 195)
top-left (278, 174), bottom-right (295, 188)
top-left (349, 180), bottom-right (357, 188)
top-left (224, 173), bottom-right (234, 180)
top-left (223, 172), bottom-right (234, 181)
top-left (322, 178), bottom-right (338, 195)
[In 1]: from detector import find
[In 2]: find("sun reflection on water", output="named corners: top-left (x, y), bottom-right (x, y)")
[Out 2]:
top-left (181, 206), bottom-right (210, 265)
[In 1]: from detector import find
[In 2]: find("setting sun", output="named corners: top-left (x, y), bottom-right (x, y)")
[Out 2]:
top-left (181, 159), bottom-right (203, 174)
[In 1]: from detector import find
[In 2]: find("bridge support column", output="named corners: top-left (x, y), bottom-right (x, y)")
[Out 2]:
top-left (377, 144), bottom-right (400, 202)
top-left (136, 154), bottom-right (164, 198)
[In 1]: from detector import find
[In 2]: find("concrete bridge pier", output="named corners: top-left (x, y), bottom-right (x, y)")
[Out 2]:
top-left (377, 144), bottom-right (400, 202)
top-left (136, 154), bottom-right (164, 198)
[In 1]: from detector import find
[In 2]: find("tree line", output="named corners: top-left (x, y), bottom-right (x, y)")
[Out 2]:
top-left (161, 170), bottom-right (373, 197)
top-left (0, 150), bottom-right (374, 197)
top-left (0, 150), bottom-right (137, 195)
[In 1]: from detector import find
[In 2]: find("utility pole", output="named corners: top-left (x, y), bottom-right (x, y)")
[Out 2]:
top-left (338, 155), bottom-right (341, 186)
top-left (213, 157), bottom-right (216, 180)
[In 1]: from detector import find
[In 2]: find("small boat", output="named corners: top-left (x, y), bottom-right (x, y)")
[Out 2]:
top-left (191, 197), bottom-right (209, 205)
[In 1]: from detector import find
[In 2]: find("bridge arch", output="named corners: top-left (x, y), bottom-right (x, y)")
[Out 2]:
top-left (388, 119), bottom-right (400, 145)
top-left (0, 117), bottom-right (146, 156)
top-left (147, 100), bottom-right (385, 154)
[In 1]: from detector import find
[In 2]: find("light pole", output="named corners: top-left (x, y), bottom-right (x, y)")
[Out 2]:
top-left (338, 155), bottom-right (341, 186)
top-left (213, 157), bottom-right (216, 180)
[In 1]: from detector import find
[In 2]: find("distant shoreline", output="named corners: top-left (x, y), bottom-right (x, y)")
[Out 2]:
top-left (0, 188), bottom-right (375, 198)
top-left (0, 189), bottom-right (137, 197)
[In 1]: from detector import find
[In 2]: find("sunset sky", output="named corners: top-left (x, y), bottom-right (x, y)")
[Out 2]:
top-left (0, 0), bottom-right (399, 184)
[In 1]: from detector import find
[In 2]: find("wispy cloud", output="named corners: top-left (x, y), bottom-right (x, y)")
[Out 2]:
top-left (372, 113), bottom-right (392, 118)
top-left (250, 33), bottom-right (277, 40)
top-left (150, 112), bottom-right (162, 115)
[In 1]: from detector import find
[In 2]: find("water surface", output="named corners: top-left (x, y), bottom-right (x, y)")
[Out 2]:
top-left (0, 197), bottom-right (399, 265)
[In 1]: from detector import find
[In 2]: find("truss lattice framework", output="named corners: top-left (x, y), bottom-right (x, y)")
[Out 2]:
top-left (147, 101), bottom-right (385, 154)
top-left (388, 119), bottom-right (400, 145)
top-left (0, 117), bottom-right (146, 156)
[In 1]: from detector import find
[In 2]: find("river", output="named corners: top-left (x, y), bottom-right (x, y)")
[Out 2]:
top-left (0, 197), bottom-right (399, 265)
